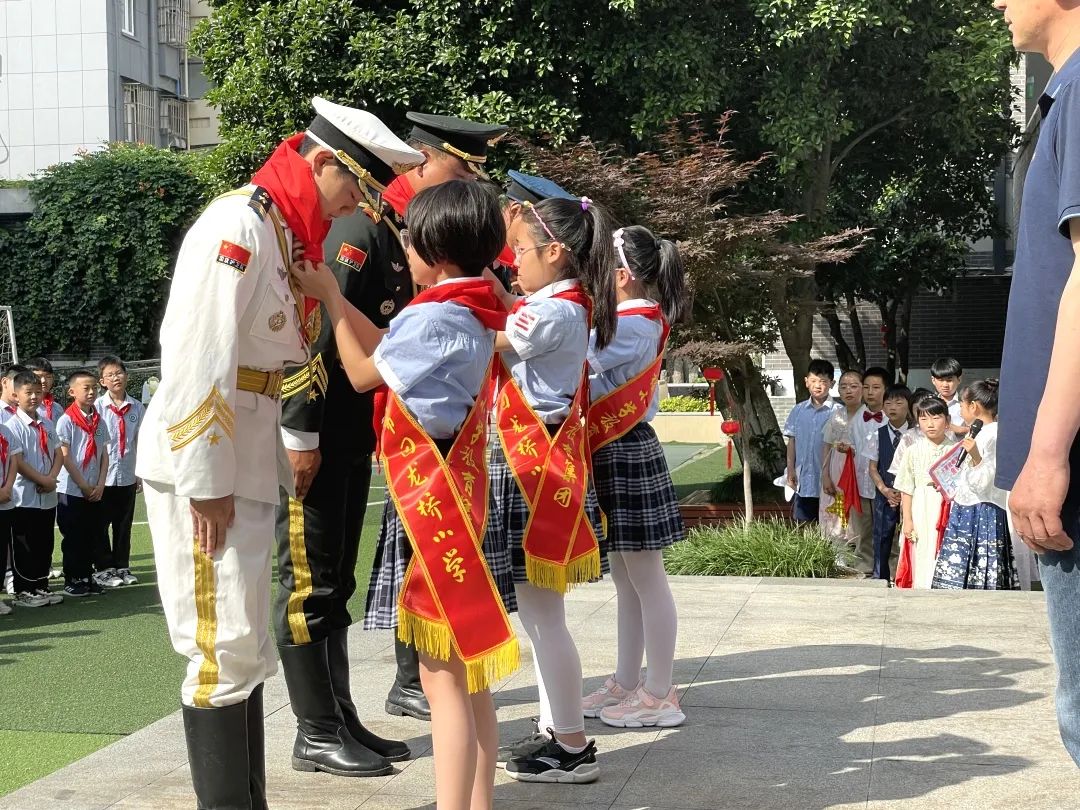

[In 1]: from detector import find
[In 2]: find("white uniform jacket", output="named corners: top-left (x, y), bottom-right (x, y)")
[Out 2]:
top-left (136, 186), bottom-right (308, 505)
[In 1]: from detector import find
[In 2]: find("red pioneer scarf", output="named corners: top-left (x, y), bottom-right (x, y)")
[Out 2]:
top-left (0, 430), bottom-right (7, 469)
top-left (383, 175), bottom-right (416, 219)
top-left (108, 402), bottom-right (132, 457)
top-left (836, 449), bottom-right (864, 522)
top-left (65, 403), bottom-right (99, 469)
top-left (495, 245), bottom-right (517, 271)
top-left (250, 133), bottom-right (331, 317)
top-left (497, 287), bottom-right (600, 592)
top-left (41, 394), bottom-right (59, 421)
top-left (935, 496), bottom-right (952, 556)
top-left (588, 304), bottom-right (669, 453)
top-left (895, 537), bottom-right (914, 589)
top-left (30, 419), bottom-right (49, 457)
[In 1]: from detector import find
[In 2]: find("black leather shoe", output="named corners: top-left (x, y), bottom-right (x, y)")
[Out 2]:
top-left (278, 639), bottom-right (393, 777)
top-left (327, 628), bottom-right (410, 761)
top-left (182, 699), bottom-right (255, 809)
top-left (385, 638), bottom-right (431, 721)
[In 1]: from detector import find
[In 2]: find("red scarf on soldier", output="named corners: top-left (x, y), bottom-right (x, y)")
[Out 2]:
top-left (382, 176), bottom-right (416, 219)
top-left (64, 403), bottom-right (99, 469)
top-left (372, 279), bottom-right (508, 449)
top-left (250, 133), bottom-right (331, 318)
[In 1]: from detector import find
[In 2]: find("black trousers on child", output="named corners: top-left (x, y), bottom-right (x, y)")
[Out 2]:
top-left (95, 484), bottom-right (137, 571)
top-left (58, 493), bottom-right (104, 584)
top-left (11, 506), bottom-right (56, 593)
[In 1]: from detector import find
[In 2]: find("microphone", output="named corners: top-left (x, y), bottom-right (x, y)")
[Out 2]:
top-left (956, 419), bottom-right (984, 465)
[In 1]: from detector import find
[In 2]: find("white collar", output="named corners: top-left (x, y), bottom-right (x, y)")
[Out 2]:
top-left (16, 408), bottom-right (38, 426)
top-left (617, 298), bottom-right (656, 312)
top-left (99, 393), bottom-right (135, 408)
top-left (432, 277), bottom-right (474, 288)
top-left (527, 278), bottom-right (580, 302)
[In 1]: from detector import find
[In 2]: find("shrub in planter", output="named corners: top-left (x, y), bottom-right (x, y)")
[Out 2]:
top-left (659, 395), bottom-right (710, 413)
top-left (663, 519), bottom-right (848, 578)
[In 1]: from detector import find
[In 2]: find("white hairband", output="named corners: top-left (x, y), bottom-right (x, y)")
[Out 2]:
top-left (613, 228), bottom-right (634, 279)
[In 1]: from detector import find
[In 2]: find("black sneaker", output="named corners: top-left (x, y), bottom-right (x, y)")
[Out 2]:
top-left (64, 581), bottom-right (90, 598)
top-left (87, 578), bottom-right (105, 595)
top-left (504, 733), bottom-right (599, 784)
top-left (497, 719), bottom-right (549, 766)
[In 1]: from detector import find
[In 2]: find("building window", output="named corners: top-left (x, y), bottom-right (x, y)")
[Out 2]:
top-left (123, 81), bottom-right (156, 144)
top-left (158, 0), bottom-right (190, 47)
top-left (160, 96), bottom-right (189, 150)
top-left (122, 0), bottom-right (136, 37)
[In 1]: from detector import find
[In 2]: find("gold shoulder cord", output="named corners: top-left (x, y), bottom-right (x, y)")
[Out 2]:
top-left (268, 208), bottom-right (314, 402)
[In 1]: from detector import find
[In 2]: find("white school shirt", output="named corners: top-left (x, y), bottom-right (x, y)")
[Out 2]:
top-left (0, 421), bottom-right (23, 512)
top-left (953, 422), bottom-right (1008, 510)
top-left (10, 408), bottom-right (60, 509)
top-left (95, 393), bottom-right (146, 486)
top-left (824, 405), bottom-right (876, 501)
top-left (587, 299), bottom-right (664, 421)
top-left (502, 279), bottom-right (590, 424)
top-left (55, 408), bottom-right (108, 497)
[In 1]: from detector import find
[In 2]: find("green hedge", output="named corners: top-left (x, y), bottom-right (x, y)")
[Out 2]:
top-left (664, 519), bottom-right (848, 578)
top-left (659, 395), bottom-right (711, 413)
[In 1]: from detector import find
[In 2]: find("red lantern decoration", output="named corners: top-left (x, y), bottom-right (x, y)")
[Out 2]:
top-left (702, 367), bottom-right (724, 416)
top-left (721, 420), bottom-right (741, 468)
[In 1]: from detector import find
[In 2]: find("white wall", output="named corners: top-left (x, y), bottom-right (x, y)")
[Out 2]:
top-left (0, 0), bottom-right (111, 180)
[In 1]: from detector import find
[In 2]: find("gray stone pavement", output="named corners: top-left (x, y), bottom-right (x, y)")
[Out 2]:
top-left (3, 576), bottom-right (1078, 809)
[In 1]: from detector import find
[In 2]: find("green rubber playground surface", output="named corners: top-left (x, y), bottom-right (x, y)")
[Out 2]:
top-left (0, 446), bottom-right (721, 797)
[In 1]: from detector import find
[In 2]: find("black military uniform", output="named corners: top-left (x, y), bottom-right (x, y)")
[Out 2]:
top-left (275, 112), bottom-right (507, 744)
top-left (271, 100), bottom-right (425, 780)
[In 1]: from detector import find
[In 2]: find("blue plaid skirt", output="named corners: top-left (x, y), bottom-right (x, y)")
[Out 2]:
top-left (485, 443), bottom-right (608, 585)
top-left (592, 422), bottom-right (685, 552)
top-left (363, 489), bottom-right (518, 631)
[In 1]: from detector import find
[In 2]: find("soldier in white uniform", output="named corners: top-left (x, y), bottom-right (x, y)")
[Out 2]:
top-left (136, 98), bottom-right (423, 810)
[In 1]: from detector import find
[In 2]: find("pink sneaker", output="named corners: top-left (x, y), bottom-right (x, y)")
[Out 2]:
top-left (599, 685), bottom-right (685, 728)
top-left (582, 675), bottom-right (637, 718)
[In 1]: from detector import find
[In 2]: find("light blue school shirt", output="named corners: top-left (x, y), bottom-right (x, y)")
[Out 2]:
top-left (782, 397), bottom-right (838, 498)
top-left (55, 408), bottom-right (108, 497)
top-left (0, 421), bottom-right (23, 512)
top-left (502, 279), bottom-right (590, 424)
top-left (372, 278), bottom-right (496, 440)
top-left (10, 408), bottom-right (60, 509)
top-left (587, 298), bottom-right (663, 421)
top-left (95, 394), bottom-right (146, 486)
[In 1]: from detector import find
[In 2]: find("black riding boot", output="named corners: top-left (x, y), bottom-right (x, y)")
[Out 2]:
top-left (246, 684), bottom-right (268, 810)
top-left (327, 628), bottom-right (410, 761)
top-left (278, 639), bottom-right (394, 777)
top-left (385, 638), bottom-right (431, 721)
top-left (182, 699), bottom-right (255, 810)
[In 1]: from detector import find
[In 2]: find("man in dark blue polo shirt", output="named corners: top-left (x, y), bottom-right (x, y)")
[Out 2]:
top-left (996, 0), bottom-right (1080, 767)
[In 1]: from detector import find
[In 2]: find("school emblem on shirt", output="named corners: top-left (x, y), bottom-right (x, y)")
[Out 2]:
top-left (336, 242), bottom-right (368, 272)
top-left (268, 311), bottom-right (287, 332)
top-left (511, 308), bottom-right (540, 338)
top-left (216, 240), bottom-right (252, 274)
top-left (380, 300), bottom-right (395, 316)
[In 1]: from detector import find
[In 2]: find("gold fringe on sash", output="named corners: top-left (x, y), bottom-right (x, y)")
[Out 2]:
top-left (525, 548), bottom-right (601, 595)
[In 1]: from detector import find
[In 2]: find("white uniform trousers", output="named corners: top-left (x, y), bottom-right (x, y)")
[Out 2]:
top-left (145, 481), bottom-right (277, 707)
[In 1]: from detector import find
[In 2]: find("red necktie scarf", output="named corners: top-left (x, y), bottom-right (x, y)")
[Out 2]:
top-left (249, 133), bottom-right (332, 318)
top-left (382, 176), bottom-right (416, 219)
top-left (31, 419), bottom-right (49, 457)
top-left (0, 430), bottom-right (7, 468)
top-left (863, 410), bottom-right (883, 423)
top-left (4, 404), bottom-right (15, 416)
top-left (42, 394), bottom-right (58, 420)
top-left (109, 403), bottom-right (132, 457)
top-left (64, 404), bottom-right (99, 469)
top-left (496, 245), bottom-right (517, 271)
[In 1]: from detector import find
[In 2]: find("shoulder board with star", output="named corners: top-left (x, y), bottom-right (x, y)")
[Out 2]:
top-left (247, 186), bottom-right (273, 221)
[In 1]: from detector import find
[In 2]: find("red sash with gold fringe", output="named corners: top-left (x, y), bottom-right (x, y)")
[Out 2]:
top-left (588, 305), bottom-right (669, 453)
top-left (495, 289), bottom-right (600, 593)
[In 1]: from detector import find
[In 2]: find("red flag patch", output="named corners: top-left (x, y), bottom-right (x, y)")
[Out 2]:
top-left (336, 242), bottom-right (368, 272)
top-left (216, 240), bottom-right (252, 274)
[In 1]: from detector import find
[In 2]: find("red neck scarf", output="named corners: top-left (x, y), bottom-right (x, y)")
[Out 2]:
top-left (496, 245), bottom-right (517, 271)
top-left (0, 430), bottom-right (7, 469)
top-left (618, 302), bottom-right (671, 351)
top-left (383, 176), bottom-right (416, 219)
top-left (3, 404), bottom-right (16, 415)
top-left (511, 286), bottom-right (593, 325)
top-left (30, 419), bottom-right (49, 457)
top-left (65, 403), bottom-right (99, 469)
top-left (42, 394), bottom-right (58, 420)
top-left (108, 401), bottom-right (132, 457)
top-left (250, 133), bottom-right (331, 317)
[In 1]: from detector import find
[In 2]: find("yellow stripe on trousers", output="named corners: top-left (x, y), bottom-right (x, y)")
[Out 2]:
top-left (286, 497), bottom-right (313, 644)
top-left (191, 541), bottom-right (220, 708)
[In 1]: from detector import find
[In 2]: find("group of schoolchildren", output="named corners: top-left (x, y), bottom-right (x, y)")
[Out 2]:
top-left (290, 180), bottom-right (688, 804)
top-left (784, 357), bottom-right (1018, 591)
top-left (0, 356), bottom-right (144, 613)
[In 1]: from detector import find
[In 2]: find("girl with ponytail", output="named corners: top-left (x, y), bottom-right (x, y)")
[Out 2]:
top-left (580, 225), bottom-right (688, 730)
top-left (932, 378), bottom-right (1020, 590)
top-left (485, 196), bottom-right (615, 784)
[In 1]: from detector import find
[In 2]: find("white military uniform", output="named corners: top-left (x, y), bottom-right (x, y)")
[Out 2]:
top-left (136, 185), bottom-right (307, 708)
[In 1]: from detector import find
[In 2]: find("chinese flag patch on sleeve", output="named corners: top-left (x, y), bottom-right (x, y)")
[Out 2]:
top-left (336, 242), bottom-right (368, 272)
top-left (510, 308), bottom-right (539, 338)
top-left (216, 240), bottom-right (252, 274)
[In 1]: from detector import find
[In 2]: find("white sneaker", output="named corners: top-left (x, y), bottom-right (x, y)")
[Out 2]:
top-left (14, 591), bottom-right (50, 608)
top-left (582, 675), bottom-right (638, 718)
top-left (49, 568), bottom-right (63, 580)
top-left (117, 568), bottom-right (138, 586)
top-left (35, 588), bottom-right (63, 605)
top-left (4, 570), bottom-right (13, 595)
top-left (0, 599), bottom-right (11, 615)
top-left (93, 569), bottom-right (124, 588)
top-left (599, 685), bottom-right (686, 728)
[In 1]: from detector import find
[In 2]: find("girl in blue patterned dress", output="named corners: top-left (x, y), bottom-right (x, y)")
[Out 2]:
top-left (932, 379), bottom-right (1018, 590)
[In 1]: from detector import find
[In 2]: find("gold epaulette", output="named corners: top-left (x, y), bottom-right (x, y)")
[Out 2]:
top-left (167, 387), bottom-right (236, 451)
top-left (282, 354), bottom-right (329, 402)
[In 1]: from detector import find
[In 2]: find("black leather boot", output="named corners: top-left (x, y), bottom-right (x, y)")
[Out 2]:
top-left (278, 639), bottom-right (394, 777)
top-left (182, 699), bottom-right (254, 810)
top-left (385, 638), bottom-right (431, 721)
top-left (327, 628), bottom-right (411, 761)
top-left (246, 685), bottom-right (268, 810)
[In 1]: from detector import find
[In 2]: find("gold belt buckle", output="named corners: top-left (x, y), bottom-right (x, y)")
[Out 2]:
top-left (263, 369), bottom-right (284, 400)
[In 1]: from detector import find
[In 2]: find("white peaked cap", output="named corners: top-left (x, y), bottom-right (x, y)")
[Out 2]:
top-left (308, 96), bottom-right (424, 183)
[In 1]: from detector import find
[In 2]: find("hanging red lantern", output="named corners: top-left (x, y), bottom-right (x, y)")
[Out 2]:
top-left (721, 420), bottom-right (741, 468)
top-left (702, 367), bottom-right (724, 415)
